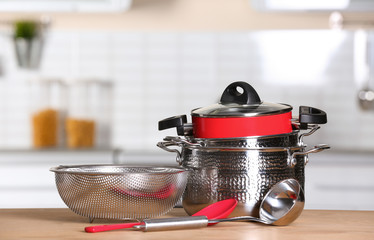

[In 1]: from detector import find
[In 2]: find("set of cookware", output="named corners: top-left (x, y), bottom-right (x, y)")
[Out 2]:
top-left (50, 81), bottom-right (329, 232)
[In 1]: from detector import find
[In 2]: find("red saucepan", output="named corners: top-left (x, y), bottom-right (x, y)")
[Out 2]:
top-left (159, 81), bottom-right (327, 138)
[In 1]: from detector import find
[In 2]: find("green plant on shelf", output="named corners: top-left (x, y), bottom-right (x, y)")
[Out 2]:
top-left (13, 20), bottom-right (40, 40)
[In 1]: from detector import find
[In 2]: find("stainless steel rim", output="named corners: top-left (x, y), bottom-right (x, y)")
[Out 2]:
top-left (184, 144), bottom-right (305, 152)
top-left (50, 165), bottom-right (187, 175)
top-left (161, 136), bottom-right (304, 151)
top-left (191, 131), bottom-right (299, 141)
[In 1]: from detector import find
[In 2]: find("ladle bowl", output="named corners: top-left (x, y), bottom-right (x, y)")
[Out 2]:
top-left (210, 178), bottom-right (305, 226)
top-left (135, 179), bottom-right (305, 231)
top-left (260, 178), bottom-right (305, 225)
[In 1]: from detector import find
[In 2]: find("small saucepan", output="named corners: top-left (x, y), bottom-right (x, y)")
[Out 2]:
top-left (159, 81), bottom-right (327, 138)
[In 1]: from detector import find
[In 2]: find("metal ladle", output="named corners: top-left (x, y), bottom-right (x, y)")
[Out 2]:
top-left (211, 178), bottom-right (305, 226)
top-left (135, 179), bottom-right (304, 231)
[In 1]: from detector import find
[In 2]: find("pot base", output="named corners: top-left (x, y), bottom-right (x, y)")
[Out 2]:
top-left (179, 145), bottom-right (305, 218)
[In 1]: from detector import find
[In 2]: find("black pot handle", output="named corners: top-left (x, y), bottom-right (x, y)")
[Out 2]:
top-left (158, 115), bottom-right (189, 136)
top-left (299, 106), bottom-right (327, 129)
top-left (220, 81), bottom-right (261, 105)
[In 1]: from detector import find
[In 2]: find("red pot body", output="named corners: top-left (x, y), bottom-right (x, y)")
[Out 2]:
top-left (192, 111), bottom-right (292, 138)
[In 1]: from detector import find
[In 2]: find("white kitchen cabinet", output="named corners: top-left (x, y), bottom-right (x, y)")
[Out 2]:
top-left (118, 151), bottom-right (374, 211)
top-left (1, 150), bottom-right (373, 210)
top-left (304, 151), bottom-right (374, 210)
top-left (0, 149), bottom-right (114, 208)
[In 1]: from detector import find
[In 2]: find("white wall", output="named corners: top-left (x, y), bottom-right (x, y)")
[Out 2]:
top-left (1, 29), bottom-right (374, 210)
top-left (0, 29), bottom-right (374, 153)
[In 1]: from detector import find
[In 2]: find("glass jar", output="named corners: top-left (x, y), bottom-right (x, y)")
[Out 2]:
top-left (66, 79), bottom-right (112, 149)
top-left (29, 78), bottom-right (67, 148)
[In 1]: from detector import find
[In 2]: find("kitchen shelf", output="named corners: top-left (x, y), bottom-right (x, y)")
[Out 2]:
top-left (0, 147), bottom-right (124, 165)
top-left (0, 147), bottom-right (119, 153)
top-left (0, 0), bottom-right (132, 12)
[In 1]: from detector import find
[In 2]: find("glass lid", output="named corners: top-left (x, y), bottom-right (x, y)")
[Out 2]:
top-left (191, 81), bottom-right (292, 117)
top-left (191, 102), bottom-right (292, 117)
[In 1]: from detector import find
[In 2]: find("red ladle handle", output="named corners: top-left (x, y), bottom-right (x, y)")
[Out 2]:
top-left (85, 222), bottom-right (140, 233)
top-left (85, 199), bottom-right (237, 233)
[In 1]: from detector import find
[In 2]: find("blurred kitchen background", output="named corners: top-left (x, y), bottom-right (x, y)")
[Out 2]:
top-left (0, 0), bottom-right (374, 210)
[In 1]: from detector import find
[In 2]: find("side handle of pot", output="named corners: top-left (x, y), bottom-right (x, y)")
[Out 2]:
top-left (157, 140), bottom-right (183, 164)
top-left (299, 106), bottom-right (327, 130)
top-left (158, 115), bottom-right (193, 136)
top-left (289, 144), bottom-right (330, 167)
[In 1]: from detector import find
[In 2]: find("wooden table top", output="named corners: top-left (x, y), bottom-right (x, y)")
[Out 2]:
top-left (1, 208), bottom-right (374, 240)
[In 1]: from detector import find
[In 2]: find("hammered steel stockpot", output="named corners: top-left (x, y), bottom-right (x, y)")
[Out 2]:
top-left (157, 133), bottom-right (329, 217)
top-left (157, 81), bottom-right (329, 218)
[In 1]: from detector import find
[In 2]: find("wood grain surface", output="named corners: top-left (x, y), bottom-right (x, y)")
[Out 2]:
top-left (1, 208), bottom-right (374, 240)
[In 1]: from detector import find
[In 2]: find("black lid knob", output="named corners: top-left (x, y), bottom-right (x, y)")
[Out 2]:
top-left (220, 81), bottom-right (261, 105)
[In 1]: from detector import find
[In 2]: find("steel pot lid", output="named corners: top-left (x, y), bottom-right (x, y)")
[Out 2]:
top-left (191, 81), bottom-right (292, 118)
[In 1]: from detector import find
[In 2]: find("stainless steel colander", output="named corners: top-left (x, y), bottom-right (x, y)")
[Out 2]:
top-left (50, 165), bottom-right (188, 222)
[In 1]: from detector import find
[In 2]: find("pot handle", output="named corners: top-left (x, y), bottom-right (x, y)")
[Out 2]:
top-left (299, 106), bottom-right (327, 130)
top-left (220, 81), bottom-right (261, 105)
top-left (288, 144), bottom-right (330, 167)
top-left (157, 137), bottom-right (201, 164)
top-left (158, 115), bottom-right (193, 136)
top-left (157, 140), bottom-right (182, 164)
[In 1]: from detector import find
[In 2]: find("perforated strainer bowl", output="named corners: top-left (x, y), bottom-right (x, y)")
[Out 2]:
top-left (50, 165), bottom-right (188, 222)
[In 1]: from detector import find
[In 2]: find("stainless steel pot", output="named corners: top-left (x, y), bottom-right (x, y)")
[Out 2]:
top-left (157, 81), bottom-right (329, 217)
top-left (157, 125), bottom-right (329, 218)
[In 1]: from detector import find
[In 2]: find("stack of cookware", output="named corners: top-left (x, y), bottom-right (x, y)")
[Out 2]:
top-left (158, 81), bottom-right (329, 217)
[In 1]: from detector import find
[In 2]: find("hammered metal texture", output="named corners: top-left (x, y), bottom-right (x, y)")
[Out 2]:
top-left (51, 166), bottom-right (188, 221)
top-left (180, 145), bottom-right (305, 218)
top-left (294, 154), bottom-right (306, 189)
